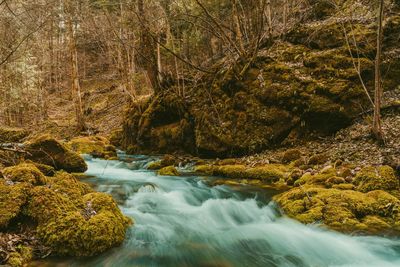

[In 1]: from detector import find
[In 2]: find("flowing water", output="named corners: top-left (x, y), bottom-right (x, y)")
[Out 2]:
top-left (37, 155), bottom-right (400, 267)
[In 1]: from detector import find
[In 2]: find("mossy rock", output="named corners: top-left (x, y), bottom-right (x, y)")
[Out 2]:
top-left (25, 173), bottom-right (131, 257)
top-left (68, 136), bottom-right (117, 159)
top-left (354, 166), bottom-right (399, 192)
top-left (158, 166), bottom-right (179, 176)
top-left (147, 155), bottom-right (178, 170)
top-left (0, 181), bottom-right (30, 229)
top-left (2, 163), bottom-right (47, 185)
top-left (109, 129), bottom-right (123, 147)
top-left (294, 167), bottom-right (337, 186)
top-left (27, 161), bottom-right (56, 176)
top-left (5, 246), bottom-right (33, 267)
top-left (36, 193), bottom-right (132, 257)
top-left (194, 165), bottom-right (215, 175)
top-left (0, 127), bottom-right (29, 143)
top-left (198, 164), bottom-right (288, 183)
top-left (147, 161), bottom-right (163, 170)
top-left (275, 186), bottom-right (400, 234)
top-left (25, 135), bottom-right (87, 173)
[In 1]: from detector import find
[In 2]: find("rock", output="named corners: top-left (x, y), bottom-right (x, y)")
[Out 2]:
top-left (353, 166), bottom-right (399, 192)
top-left (0, 127), bottom-right (29, 143)
top-left (325, 176), bottom-right (346, 187)
top-left (308, 153), bottom-right (329, 165)
top-left (67, 136), bottom-right (117, 159)
top-left (147, 155), bottom-right (179, 171)
top-left (24, 172), bottom-right (132, 257)
top-left (25, 135), bottom-right (87, 173)
top-left (147, 161), bottom-right (163, 170)
top-left (0, 181), bottom-right (29, 229)
top-left (195, 164), bottom-right (288, 184)
top-left (281, 149), bottom-right (302, 163)
top-left (294, 167), bottom-right (337, 186)
top-left (2, 163), bottom-right (47, 185)
top-left (275, 186), bottom-right (400, 234)
top-left (287, 168), bottom-right (303, 186)
top-left (24, 161), bottom-right (56, 176)
top-left (157, 166), bottom-right (179, 176)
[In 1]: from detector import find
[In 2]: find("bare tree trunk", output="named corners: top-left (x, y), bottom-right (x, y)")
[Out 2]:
top-left (66, 2), bottom-right (86, 131)
top-left (137, 0), bottom-right (161, 93)
top-left (266, 0), bottom-right (273, 38)
top-left (373, 0), bottom-right (384, 141)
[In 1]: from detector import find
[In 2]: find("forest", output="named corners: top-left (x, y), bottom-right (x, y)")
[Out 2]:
top-left (0, 0), bottom-right (400, 266)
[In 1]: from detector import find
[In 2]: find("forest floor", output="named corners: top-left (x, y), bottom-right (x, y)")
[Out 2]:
top-left (31, 79), bottom-right (131, 140)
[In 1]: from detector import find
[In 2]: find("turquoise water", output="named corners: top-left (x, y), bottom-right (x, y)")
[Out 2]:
top-left (37, 155), bottom-right (400, 267)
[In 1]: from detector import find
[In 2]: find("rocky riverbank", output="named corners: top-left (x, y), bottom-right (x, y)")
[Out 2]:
top-left (0, 129), bottom-right (131, 266)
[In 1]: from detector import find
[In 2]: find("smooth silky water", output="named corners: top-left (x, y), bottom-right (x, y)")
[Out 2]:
top-left (35, 154), bottom-right (400, 267)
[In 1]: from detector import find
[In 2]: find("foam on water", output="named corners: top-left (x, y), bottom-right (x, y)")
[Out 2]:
top-left (38, 156), bottom-right (400, 267)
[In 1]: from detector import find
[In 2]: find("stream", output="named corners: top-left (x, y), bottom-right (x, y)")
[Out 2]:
top-left (37, 154), bottom-right (400, 267)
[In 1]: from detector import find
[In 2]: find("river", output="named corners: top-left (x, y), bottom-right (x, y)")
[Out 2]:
top-left (36, 154), bottom-right (400, 267)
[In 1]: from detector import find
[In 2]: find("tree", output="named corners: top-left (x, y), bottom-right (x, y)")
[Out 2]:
top-left (373, 0), bottom-right (384, 141)
top-left (65, 0), bottom-right (86, 131)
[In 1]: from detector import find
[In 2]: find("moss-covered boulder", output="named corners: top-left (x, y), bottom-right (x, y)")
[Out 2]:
top-left (353, 166), bottom-right (399, 192)
top-left (0, 127), bottom-right (29, 143)
top-left (24, 172), bottom-right (131, 257)
top-left (120, 2), bottom-right (400, 157)
top-left (2, 163), bottom-right (47, 185)
top-left (0, 181), bottom-right (29, 229)
top-left (158, 166), bottom-right (179, 176)
top-left (0, 150), bottom-right (132, 264)
top-left (25, 135), bottom-right (87, 173)
top-left (34, 192), bottom-right (132, 257)
top-left (275, 186), bottom-right (400, 234)
top-left (68, 136), bottom-right (117, 159)
top-left (195, 164), bottom-right (288, 184)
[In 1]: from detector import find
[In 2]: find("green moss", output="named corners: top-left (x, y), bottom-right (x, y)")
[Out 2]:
top-left (30, 187), bottom-right (131, 257)
top-left (26, 135), bottom-right (87, 173)
top-left (158, 166), bottom-right (179, 176)
top-left (213, 165), bottom-right (247, 179)
top-left (354, 166), bottom-right (399, 192)
top-left (332, 183), bottom-right (355, 190)
top-left (3, 163), bottom-right (47, 185)
top-left (245, 165), bottom-right (286, 182)
top-left (37, 192), bottom-right (131, 257)
top-left (24, 160), bottom-right (56, 176)
top-left (195, 164), bottom-right (287, 184)
top-left (0, 127), bottom-right (29, 143)
top-left (325, 176), bottom-right (346, 187)
top-left (275, 186), bottom-right (400, 234)
top-left (68, 136), bottom-right (117, 159)
top-left (27, 186), bottom-right (78, 223)
top-left (294, 168), bottom-right (336, 186)
top-left (6, 252), bottom-right (24, 267)
top-left (6, 246), bottom-right (33, 267)
top-left (0, 181), bottom-right (29, 228)
top-left (147, 161), bottom-right (163, 170)
top-left (194, 165), bottom-right (215, 175)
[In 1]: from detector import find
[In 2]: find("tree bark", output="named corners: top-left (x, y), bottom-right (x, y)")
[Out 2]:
top-left (137, 0), bottom-right (161, 93)
top-left (66, 1), bottom-right (86, 131)
top-left (373, 0), bottom-right (384, 141)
